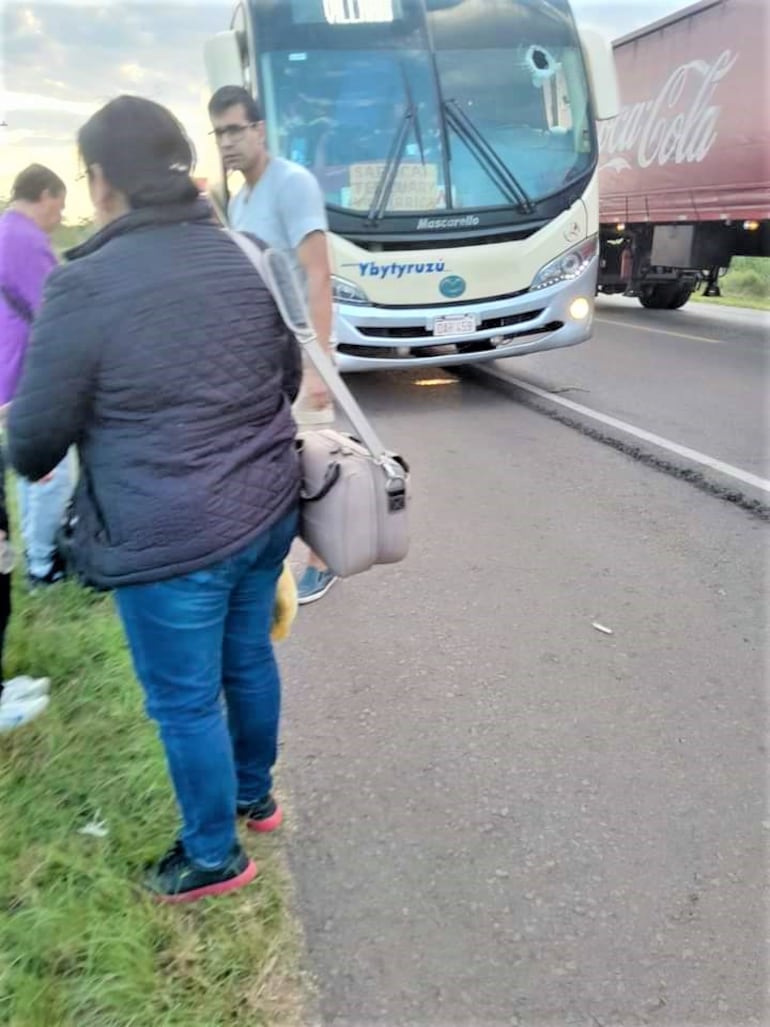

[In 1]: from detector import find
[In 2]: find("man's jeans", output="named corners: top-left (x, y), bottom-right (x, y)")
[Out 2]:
top-left (18, 453), bottom-right (74, 579)
top-left (115, 508), bottom-right (298, 868)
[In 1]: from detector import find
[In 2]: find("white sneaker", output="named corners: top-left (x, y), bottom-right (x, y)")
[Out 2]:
top-left (1, 676), bottom-right (51, 704)
top-left (0, 695), bottom-right (49, 733)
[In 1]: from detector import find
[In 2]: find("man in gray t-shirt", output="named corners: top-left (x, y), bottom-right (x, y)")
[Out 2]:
top-left (209, 85), bottom-right (338, 605)
top-left (228, 155), bottom-right (324, 293)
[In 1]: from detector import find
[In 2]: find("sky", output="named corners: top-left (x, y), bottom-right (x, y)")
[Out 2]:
top-left (0, 0), bottom-right (690, 218)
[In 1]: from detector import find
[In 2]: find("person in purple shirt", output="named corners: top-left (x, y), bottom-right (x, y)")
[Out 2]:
top-left (0, 164), bottom-right (73, 586)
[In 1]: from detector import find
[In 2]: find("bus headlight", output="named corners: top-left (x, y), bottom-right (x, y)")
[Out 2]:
top-left (569, 297), bottom-right (592, 320)
top-left (332, 275), bottom-right (370, 305)
top-left (530, 235), bottom-right (598, 291)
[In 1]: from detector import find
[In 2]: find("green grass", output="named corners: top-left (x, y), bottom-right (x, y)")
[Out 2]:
top-left (691, 292), bottom-right (770, 311)
top-left (692, 256), bottom-right (770, 311)
top-left (0, 579), bottom-right (307, 1027)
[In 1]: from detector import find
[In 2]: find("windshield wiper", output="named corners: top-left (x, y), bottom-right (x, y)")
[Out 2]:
top-left (367, 64), bottom-right (425, 222)
top-left (404, 68), bottom-right (426, 168)
top-left (443, 99), bottom-right (534, 214)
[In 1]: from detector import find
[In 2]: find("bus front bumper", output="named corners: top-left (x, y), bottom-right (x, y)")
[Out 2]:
top-left (332, 259), bottom-right (598, 373)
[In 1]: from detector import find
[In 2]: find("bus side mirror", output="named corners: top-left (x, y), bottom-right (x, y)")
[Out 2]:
top-left (204, 31), bottom-right (246, 92)
top-left (579, 27), bottom-right (620, 122)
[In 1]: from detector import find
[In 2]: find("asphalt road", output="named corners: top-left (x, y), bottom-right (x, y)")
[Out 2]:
top-left (278, 301), bottom-right (767, 1027)
top-left (483, 297), bottom-right (769, 490)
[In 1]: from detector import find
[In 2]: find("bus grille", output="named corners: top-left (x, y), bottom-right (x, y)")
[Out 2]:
top-left (356, 309), bottom-right (545, 341)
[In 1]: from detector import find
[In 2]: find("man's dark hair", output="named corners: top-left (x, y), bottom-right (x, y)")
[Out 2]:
top-left (11, 164), bottom-right (66, 203)
top-left (78, 95), bottom-right (199, 209)
top-left (208, 86), bottom-right (263, 123)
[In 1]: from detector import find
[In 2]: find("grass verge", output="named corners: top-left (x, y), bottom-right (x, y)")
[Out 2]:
top-left (0, 578), bottom-right (307, 1027)
top-left (691, 257), bottom-right (770, 312)
top-left (691, 292), bottom-right (770, 312)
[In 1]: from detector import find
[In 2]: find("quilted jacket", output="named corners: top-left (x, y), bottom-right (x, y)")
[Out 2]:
top-left (7, 199), bottom-right (302, 588)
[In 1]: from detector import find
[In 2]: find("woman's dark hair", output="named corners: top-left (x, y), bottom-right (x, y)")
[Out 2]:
top-left (11, 164), bottom-right (66, 203)
top-left (78, 96), bottom-right (199, 209)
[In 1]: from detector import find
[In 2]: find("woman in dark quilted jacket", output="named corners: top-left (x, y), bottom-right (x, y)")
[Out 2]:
top-left (8, 97), bottom-right (303, 902)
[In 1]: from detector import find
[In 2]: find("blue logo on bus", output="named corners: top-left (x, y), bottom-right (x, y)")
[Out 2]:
top-left (440, 275), bottom-right (466, 298)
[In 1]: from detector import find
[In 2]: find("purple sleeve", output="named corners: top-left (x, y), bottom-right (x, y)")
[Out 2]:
top-left (0, 224), bottom-right (57, 403)
top-left (11, 238), bottom-right (57, 313)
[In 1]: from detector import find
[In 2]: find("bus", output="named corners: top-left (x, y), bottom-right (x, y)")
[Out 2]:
top-left (205, 0), bottom-right (618, 372)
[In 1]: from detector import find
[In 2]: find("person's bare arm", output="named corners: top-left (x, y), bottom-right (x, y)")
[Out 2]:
top-left (297, 230), bottom-right (333, 409)
top-left (298, 230), bottom-right (333, 355)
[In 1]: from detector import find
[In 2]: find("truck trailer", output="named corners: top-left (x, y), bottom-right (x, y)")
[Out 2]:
top-left (596, 0), bottom-right (769, 309)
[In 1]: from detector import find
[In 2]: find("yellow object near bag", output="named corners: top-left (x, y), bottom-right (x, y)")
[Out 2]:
top-left (271, 561), bottom-right (298, 642)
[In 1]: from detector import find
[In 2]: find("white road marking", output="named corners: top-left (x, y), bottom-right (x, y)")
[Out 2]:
top-left (596, 317), bottom-right (722, 345)
top-left (482, 368), bottom-right (770, 494)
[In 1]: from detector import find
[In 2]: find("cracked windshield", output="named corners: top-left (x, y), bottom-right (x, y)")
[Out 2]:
top-left (261, 0), bottom-right (594, 215)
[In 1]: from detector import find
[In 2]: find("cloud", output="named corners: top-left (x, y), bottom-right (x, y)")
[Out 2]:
top-left (5, 130), bottom-right (79, 148)
top-left (3, 90), bottom-right (96, 118)
top-left (119, 62), bottom-right (146, 84)
top-left (1, 2), bottom-right (230, 208)
top-left (17, 7), bottom-right (44, 34)
top-left (3, 4), bottom-right (222, 102)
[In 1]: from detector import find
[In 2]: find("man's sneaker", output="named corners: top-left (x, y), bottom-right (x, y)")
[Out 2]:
top-left (237, 794), bottom-right (284, 834)
top-left (143, 840), bottom-right (257, 904)
top-left (297, 566), bottom-right (338, 605)
top-left (28, 553), bottom-right (66, 590)
top-left (0, 695), bottom-right (49, 734)
top-left (1, 676), bottom-right (51, 704)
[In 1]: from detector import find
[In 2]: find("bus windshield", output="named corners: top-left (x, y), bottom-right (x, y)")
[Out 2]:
top-left (253, 0), bottom-right (595, 218)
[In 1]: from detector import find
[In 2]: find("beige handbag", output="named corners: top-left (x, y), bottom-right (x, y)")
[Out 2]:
top-left (228, 231), bottom-right (410, 578)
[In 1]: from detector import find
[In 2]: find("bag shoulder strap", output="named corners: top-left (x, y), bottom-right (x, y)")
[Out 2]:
top-left (226, 229), bottom-right (389, 461)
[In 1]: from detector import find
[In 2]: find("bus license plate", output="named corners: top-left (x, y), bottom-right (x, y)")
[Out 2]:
top-left (432, 314), bottom-right (477, 338)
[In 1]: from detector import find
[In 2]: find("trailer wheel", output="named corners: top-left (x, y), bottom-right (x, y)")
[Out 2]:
top-left (639, 283), bottom-right (692, 310)
top-left (639, 285), bottom-right (673, 309)
top-left (665, 284), bottom-right (694, 310)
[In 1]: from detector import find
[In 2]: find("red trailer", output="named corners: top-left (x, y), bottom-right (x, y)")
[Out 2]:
top-left (596, 0), bottom-right (770, 308)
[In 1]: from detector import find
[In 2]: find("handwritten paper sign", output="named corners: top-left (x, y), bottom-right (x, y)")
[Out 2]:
top-left (349, 162), bottom-right (439, 211)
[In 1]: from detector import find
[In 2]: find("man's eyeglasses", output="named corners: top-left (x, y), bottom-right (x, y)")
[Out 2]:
top-left (209, 122), bottom-right (259, 143)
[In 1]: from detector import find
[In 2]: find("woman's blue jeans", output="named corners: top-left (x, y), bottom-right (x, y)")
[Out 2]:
top-left (115, 508), bottom-right (298, 868)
